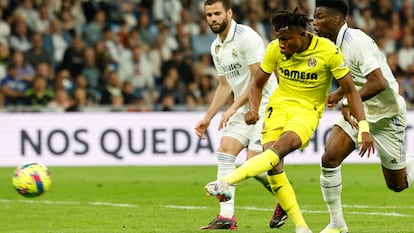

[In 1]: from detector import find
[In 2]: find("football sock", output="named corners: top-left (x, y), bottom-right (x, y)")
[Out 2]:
top-left (254, 172), bottom-right (272, 194)
top-left (268, 171), bottom-right (308, 228)
top-left (222, 148), bottom-right (280, 185)
top-left (217, 152), bottom-right (237, 218)
top-left (406, 157), bottom-right (414, 187)
top-left (320, 166), bottom-right (347, 228)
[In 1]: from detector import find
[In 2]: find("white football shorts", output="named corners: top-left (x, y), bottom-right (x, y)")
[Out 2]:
top-left (222, 110), bottom-right (263, 153)
top-left (336, 112), bottom-right (407, 170)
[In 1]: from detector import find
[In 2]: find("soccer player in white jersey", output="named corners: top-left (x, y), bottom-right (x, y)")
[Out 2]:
top-left (311, 0), bottom-right (414, 232)
top-left (195, 0), bottom-right (278, 230)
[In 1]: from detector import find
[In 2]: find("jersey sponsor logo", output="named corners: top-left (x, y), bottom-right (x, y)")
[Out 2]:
top-left (254, 139), bottom-right (261, 145)
top-left (226, 70), bottom-right (240, 79)
top-left (222, 63), bottom-right (242, 72)
top-left (221, 62), bottom-right (242, 79)
top-left (279, 67), bottom-right (318, 80)
top-left (278, 67), bottom-right (318, 85)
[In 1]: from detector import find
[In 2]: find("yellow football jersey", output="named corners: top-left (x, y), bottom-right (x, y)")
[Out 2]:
top-left (261, 33), bottom-right (349, 115)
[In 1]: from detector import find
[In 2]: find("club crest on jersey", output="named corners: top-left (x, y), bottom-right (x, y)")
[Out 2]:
top-left (307, 57), bottom-right (317, 68)
top-left (232, 48), bottom-right (237, 58)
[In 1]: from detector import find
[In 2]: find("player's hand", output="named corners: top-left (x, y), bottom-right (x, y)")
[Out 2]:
top-left (195, 119), bottom-right (210, 139)
top-left (219, 108), bottom-right (236, 130)
top-left (245, 110), bottom-right (259, 125)
top-left (341, 105), bottom-right (358, 129)
top-left (326, 91), bottom-right (342, 110)
top-left (358, 132), bottom-right (375, 158)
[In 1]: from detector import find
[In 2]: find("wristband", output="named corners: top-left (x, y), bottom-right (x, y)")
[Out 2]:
top-left (342, 98), bottom-right (349, 107)
top-left (357, 120), bottom-right (370, 143)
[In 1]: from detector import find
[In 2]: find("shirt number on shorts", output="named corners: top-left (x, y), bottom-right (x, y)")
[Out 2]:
top-left (267, 107), bottom-right (273, 118)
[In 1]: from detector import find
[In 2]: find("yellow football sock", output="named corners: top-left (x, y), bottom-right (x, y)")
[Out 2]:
top-left (268, 172), bottom-right (308, 228)
top-left (222, 149), bottom-right (280, 185)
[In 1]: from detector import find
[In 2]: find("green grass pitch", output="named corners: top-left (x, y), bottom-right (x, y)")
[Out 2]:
top-left (1, 164), bottom-right (413, 233)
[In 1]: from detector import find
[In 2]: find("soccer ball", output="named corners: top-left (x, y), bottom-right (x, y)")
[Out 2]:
top-left (12, 162), bottom-right (51, 198)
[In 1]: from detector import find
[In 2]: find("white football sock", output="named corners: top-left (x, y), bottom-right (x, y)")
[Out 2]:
top-left (320, 165), bottom-right (347, 228)
top-left (217, 152), bottom-right (237, 218)
top-left (406, 157), bottom-right (414, 187)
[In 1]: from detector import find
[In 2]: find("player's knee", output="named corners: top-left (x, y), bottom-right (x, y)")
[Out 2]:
top-left (321, 152), bottom-right (341, 168)
top-left (387, 183), bottom-right (408, 192)
top-left (216, 146), bottom-right (233, 155)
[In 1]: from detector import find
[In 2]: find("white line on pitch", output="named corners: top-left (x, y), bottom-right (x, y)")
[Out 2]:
top-left (240, 206), bottom-right (413, 217)
top-left (0, 199), bottom-right (138, 208)
top-left (343, 204), bottom-right (414, 209)
top-left (1, 199), bottom-right (413, 218)
top-left (163, 205), bottom-right (414, 218)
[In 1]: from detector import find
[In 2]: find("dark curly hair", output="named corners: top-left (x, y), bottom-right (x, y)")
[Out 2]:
top-left (316, 0), bottom-right (349, 19)
top-left (271, 8), bottom-right (313, 32)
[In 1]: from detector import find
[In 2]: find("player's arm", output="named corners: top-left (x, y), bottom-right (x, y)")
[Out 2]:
top-left (337, 73), bottom-right (374, 157)
top-left (337, 73), bottom-right (365, 120)
top-left (219, 63), bottom-right (260, 129)
top-left (204, 76), bottom-right (233, 121)
top-left (358, 68), bottom-right (387, 101)
top-left (334, 67), bottom-right (387, 107)
top-left (230, 62), bottom-right (260, 110)
top-left (245, 68), bottom-right (271, 125)
top-left (195, 76), bottom-right (232, 138)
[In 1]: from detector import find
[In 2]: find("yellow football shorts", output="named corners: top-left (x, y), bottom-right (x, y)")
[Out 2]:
top-left (262, 104), bottom-right (321, 149)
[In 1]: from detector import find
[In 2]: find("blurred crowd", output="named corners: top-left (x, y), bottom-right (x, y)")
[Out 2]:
top-left (0, 0), bottom-right (414, 112)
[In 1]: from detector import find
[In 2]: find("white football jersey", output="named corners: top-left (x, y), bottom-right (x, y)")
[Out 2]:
top-left (336, 23), bottom-right (406, 122)
top-left (210, 20), bottom-right (277, 116)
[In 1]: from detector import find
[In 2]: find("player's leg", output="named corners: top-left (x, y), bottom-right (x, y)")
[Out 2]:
top-left (245, 120), bottom-right (274, 194)
top-left (247, 151), bottom-right (275, 193)
top-left (247, 138), bottom-right (289, 228)
top-left (201, 111), bottom-right (252, 230)
top-left (217, 137), bottom-right (246, 217)
top-left (382, 166), bottom-right (412, 191)
top-left (247, 150), bottom-right (290, 229)
top-left (200, 136), bottom-right (244, 230)
top-left (245, 121), bottom-right (283, 194)
top-left (264, 132), bottom-right (312, 232)
top-left (208, 105), bottom-right (288, 187)
top-left (244, 114), bottom-right (290, 229)
top-left (267, 160), bottom-right (289, 228)
top-left (373, 114), bottom-right (414, 192)
top-left (266, 109), bottom-right (319, 232)
top-left (201, 136), bottom-right (244, 230)
top-left (320, 124), bottom-right (355, 233)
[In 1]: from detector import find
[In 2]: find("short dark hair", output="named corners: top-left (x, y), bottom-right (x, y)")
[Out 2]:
top-left (316, 0), bottom-right (349, 18)
top-left (204, 0), bottom-right (231, 10)
top-left (271, 8), bottom-right (313, 32)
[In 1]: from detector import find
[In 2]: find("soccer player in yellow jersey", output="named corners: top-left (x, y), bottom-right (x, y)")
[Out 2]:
top-left (204, 9), bottom-right (375, 233)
